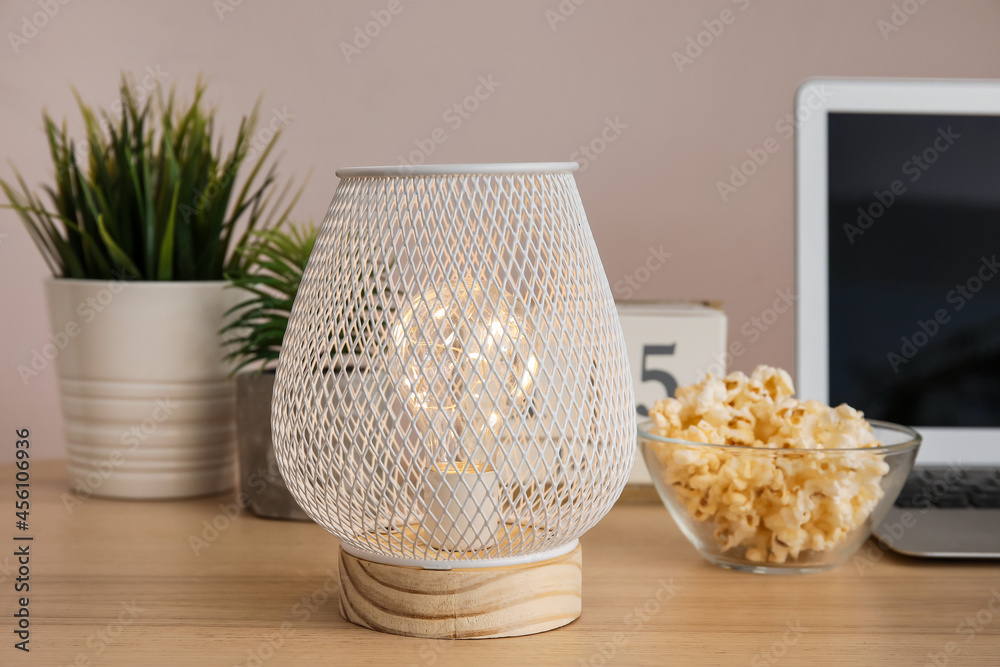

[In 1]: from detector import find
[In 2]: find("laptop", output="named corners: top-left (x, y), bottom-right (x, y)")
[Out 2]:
top-left (795, 78), bottom-right (1000, 558)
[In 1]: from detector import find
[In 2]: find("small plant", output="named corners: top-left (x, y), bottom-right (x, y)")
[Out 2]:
top-left (1, 75), bottom-right (303, 280)
top-left (223, 224), bottom-right (396, 375)
top-left (223, 223), bottom-right (318, 374)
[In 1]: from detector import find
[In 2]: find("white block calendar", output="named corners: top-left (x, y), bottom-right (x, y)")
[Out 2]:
top-left (616, 302), bottom-right (728, 484)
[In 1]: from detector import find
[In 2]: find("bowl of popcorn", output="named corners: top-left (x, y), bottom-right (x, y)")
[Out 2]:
top-left (638, 366), bottom-right (921, 574)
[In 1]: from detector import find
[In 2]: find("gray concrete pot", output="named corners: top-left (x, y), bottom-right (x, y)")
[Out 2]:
top-left (235, 371), bottom-right (310, 520)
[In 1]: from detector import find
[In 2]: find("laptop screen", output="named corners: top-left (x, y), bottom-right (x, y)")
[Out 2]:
top-left (827, 112), bottom-right (1000, 427)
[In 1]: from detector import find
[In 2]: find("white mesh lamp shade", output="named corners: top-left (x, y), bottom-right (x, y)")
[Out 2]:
top-left (272, 162), bottom-right (635, 638)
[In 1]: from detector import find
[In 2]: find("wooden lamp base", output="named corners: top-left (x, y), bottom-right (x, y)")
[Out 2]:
top-left (338, 544), bottom-right (582, 639)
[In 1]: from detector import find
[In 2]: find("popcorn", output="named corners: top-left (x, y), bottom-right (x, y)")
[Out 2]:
top-left (647, 366), bottom-right (890, 564)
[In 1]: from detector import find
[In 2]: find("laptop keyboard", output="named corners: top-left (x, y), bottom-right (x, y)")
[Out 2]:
top-left (894, 467), bottom-right (1000, 509)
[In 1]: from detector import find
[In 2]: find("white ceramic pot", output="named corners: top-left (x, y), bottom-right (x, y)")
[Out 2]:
top-left (46, 278), bottom-right (240, 499)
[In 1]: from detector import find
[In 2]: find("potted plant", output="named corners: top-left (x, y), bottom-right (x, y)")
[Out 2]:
top-left (1, 76), bottom-right (303, 499)
top-left (223, 222), bottom-right (396, 520)
top-left (222, 223), bottom-right (317, 520)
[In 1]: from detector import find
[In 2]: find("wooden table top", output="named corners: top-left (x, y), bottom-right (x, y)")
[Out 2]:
top-left (9, 461), bottom-right (1000, 666)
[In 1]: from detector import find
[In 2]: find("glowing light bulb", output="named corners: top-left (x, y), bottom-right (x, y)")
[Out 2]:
top-left (388, 275), bottom-right (537, 551)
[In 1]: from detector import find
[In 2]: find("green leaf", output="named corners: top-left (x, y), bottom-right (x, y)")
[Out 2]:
top-left (220, 222), bottom-right (321, 373)
top-left (96, 213), bottom-right (141, 278)
top-left (158, 183), bottom-right (180, 280)
top-left (3, 73), bottom-right (303, 281)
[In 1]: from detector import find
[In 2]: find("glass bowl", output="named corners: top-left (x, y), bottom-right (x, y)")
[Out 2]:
top-left (638, 419), bottom-right (921, 574)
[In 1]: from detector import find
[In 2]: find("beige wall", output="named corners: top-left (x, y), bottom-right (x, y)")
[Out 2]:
top-left (3, 0), bottom-right (1000, 460)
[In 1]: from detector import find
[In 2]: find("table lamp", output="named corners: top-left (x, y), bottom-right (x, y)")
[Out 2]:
top-left (272, 163), bottom-right (635, 638)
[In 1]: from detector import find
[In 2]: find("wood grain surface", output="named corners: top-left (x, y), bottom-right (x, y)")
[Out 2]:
top-left (5, 460), bottom-right (999, 666)
top-left (339, 544), bottom-right (582, 639)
